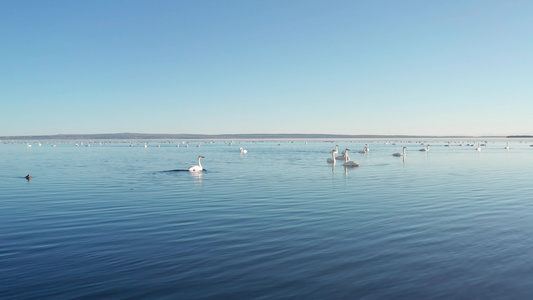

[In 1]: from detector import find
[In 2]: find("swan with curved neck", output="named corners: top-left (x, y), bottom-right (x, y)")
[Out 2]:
top-left (343, 149), bottom-right (360, 167)
top-left (327, 149), bottom-right (337, 163)
top-left (419, 144), bottom-right (429, 152)
top-left (335, 148), bottom-right (348, 160)
top-left (393, 147), bottom-right (406, 157)
top-left (188, 155), bottom-right (205, 172)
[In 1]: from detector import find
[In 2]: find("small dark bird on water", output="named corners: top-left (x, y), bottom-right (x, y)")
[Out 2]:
top-left (25, 174), bottom-right (31, 180)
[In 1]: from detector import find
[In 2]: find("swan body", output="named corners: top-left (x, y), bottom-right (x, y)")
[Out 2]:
top-left (239, 147), bottom-right (247, 154)
top-left (335, 148), bottom-right (348, 160)
top-left (505, 142), bottom-right (509, 149)
top-left (419, 145), bottom-right (429, 152)
top-left (188, 155), bottom-right (205, 172)
top-left (342, 149), bottom-right (360, 167)
top-left (393, 147), bottom-right (406, 157)
top-left (327, 149), bottom-right (337, 163)
top-left (476, 143), bottom-right (481, 152)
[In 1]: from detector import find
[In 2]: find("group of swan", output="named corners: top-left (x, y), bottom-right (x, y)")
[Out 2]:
top-left (327, 148), bottom-right (360, 167)
top-left (190, 141), bottom-right (514, 173)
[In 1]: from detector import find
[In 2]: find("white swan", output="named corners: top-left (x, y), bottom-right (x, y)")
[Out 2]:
top-left (476, 143), bottom-right (481, 152)
top-left (505, 142), bottom-right (509, 149)
top-left (343, 149), bottom-right (360, 167)
top-left (419, 144), bottom-right (429, 152)
top-left (393, 147), bottom-right (406, 157)
top-left (239, 147), bottom-right (247, 154)
top-left (365, 144), bottom-right (369, 152)
top-left (327, 149), bottom-right (337, 163)
top-left (188, 155), bottom-right (205, 172)
top-left (358, 146), bottom-right (368, 154)
top-left (336, 148), bottom-right (348, 160)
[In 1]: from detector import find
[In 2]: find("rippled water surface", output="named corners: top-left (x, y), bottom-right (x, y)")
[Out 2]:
top-left (2, 140), bottom-right (533, 299)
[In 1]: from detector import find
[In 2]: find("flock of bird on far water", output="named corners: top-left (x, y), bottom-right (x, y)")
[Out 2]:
top-left (18, 140), bottom-right (517, 179)
top-left (192, 142), bottom-right (458, 172)
top-left (326, 141), bottom-right (513, 168)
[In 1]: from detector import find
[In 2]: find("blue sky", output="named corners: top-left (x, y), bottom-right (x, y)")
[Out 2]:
top-left (1, 0), bottom-right (532, 136)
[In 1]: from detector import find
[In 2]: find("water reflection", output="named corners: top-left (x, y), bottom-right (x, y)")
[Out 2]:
top-left (189, 171), bottom-right (203, 187)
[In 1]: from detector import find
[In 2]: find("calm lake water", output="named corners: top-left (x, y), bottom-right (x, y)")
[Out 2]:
top-left (2, 139), bottom-right (533, 299)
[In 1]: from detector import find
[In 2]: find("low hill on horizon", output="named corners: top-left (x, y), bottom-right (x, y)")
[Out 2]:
top-left (0, 132), bottom-right (510, 141)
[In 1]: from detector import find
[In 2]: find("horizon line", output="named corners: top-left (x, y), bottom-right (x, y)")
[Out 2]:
top-left (1, 132), bottom-right (531, 140)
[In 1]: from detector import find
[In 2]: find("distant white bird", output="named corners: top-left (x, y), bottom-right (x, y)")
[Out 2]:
top-left (144, 143), bottom-right (147, 148)
top-left (343, 149), bottom-right (360, 167)
top-left (419, 144), bottom-right (429, 152)
top-left (358, 146), bottom-right (368, 154)
top-left (476, 143), bottom-right (481, 152)
top-left (239, 147), bottom-right (247, 154)
top-left (188, 155), bottom-right (205, 172)
top-left (365, 144), bottom-right (369, 152)
top-left (393, 147), bottom-right (406, 157)
top-left (327, 149), bottom-right (337, 163)
top-left (505, 142), bottom-right (509, 149)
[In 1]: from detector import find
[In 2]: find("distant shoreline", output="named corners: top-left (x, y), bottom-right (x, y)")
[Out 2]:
top-left (1, 132), bottom-right (529, 141)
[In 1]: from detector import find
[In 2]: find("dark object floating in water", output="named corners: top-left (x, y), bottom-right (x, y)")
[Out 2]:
top-left (25, 174), bottom-right (31, 180)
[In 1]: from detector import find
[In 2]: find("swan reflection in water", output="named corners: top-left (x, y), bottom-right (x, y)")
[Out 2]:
top-left (189, 170), bottom-right (203, 187)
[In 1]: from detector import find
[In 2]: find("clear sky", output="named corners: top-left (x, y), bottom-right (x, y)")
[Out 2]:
top-left (1, 0), bottom-right (532, 136)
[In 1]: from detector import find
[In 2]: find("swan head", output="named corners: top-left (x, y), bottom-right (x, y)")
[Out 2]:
top-left (199, 155), bottom-right (205, 158)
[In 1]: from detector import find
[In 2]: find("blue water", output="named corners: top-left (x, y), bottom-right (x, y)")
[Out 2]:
top-left (2, 140), bottom-right (533, 299)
